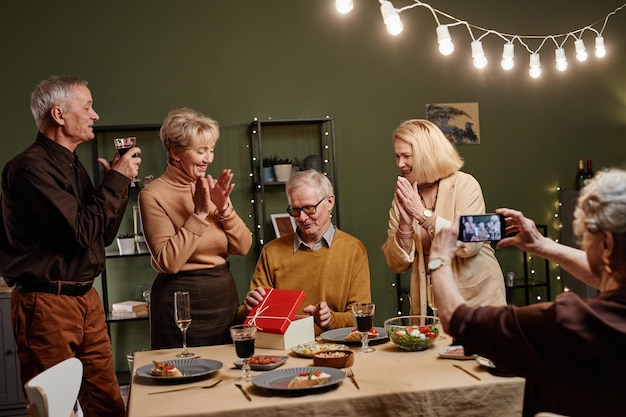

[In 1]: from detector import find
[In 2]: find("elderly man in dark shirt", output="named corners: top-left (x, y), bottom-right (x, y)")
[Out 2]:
top-left (0, 76), bottom-right (141, 417)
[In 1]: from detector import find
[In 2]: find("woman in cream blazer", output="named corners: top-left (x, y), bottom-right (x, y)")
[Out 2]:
top-left (381, 119), bottom-right (505, 316)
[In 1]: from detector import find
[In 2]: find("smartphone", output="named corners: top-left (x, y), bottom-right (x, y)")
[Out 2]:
top-left (458, 214), bottom-right (505, 242)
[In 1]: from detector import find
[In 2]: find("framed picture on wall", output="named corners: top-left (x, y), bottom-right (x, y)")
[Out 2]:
top-left (271, 213), bottom-right (297, 238)
top-left (425, 102), bottom-right (480, 145)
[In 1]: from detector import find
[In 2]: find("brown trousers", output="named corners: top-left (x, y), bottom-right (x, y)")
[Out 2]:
top-left (11, 288), bottom-right (125, 417)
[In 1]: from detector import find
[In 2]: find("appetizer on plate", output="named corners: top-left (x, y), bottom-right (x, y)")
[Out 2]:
top-left (150, 361), bottom-right (183, 377)
top-left (345, 328), bottom-right (379, 341)
top-left (438, 345), bottom-right (477, 360)
top-left (291, 343), bottom-right (349, 357)
top-left (249, 355), bottom-right (284, 365)
top-left (287, 370), bottom-right (331, 388)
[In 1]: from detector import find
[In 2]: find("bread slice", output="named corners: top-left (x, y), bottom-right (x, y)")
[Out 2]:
top-left (287, 371), bottom-right (331, 388)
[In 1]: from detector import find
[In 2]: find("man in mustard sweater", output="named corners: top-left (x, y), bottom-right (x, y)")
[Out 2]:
top-left (239, 170), bottom-right (371, 335)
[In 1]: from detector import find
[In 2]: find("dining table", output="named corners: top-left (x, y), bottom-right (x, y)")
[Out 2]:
top-left (127, 334), bottom-right (525, 417)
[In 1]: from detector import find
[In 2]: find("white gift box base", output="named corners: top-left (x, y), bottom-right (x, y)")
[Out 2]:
top-left (254, 315), bottom-right (315, 350)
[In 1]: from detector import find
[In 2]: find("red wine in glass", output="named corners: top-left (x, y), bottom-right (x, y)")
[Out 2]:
top-left (234, 338), bottom-right (255, 359)
top-left (114, 136), bottom-right (137, 157)
top-left (356, 315), bottom-right (373, 332)
top-left (352, 303), bottom-right (376, 353)
top-left (230, 325), bottom-right (257, 381)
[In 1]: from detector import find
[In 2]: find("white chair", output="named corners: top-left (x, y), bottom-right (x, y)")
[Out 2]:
top-left (24, 357), bottom-right (83, 417)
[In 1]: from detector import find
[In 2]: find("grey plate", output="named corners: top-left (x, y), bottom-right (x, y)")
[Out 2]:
top-left (320, 327), bottom-right (389, 345)
top-left (252, 366), bottom-right (345, 391)
top-left (135, 358), bottom-right (222, 383)
top-left (234, 355), bottom-right (288, 371)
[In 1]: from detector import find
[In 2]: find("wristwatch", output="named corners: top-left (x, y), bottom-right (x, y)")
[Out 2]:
top-left (419, 209), bottom-right (433, 224)
top-left (428, 257), bottom-right (449, 273)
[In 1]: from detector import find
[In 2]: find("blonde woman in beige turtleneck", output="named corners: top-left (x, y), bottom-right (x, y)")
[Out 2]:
top-left (139, 108), bottom-right (252, 349)
top-left (381, 119), bottom-right (505, 317)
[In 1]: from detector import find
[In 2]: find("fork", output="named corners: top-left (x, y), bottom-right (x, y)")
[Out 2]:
top-left (149, 379), bottom-right (223, 394)
top-left (346, 368), bottom-right (360, 390)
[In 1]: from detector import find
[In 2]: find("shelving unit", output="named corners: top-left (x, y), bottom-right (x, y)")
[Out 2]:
top-left (505, 224), bottom-right (552, 305)
top-left (249, 117), bottom-right (339, 253)
top-left (88, 124), bottom-right (163, 325)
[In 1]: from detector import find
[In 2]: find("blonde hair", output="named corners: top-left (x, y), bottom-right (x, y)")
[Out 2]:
top-left (160, 108), bottom-right (219, 165)
top-left (393, 119), bottom-right (463, 184)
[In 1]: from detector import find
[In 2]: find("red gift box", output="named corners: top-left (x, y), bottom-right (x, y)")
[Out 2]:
top-left (244, 288), bottom-right (306, 334)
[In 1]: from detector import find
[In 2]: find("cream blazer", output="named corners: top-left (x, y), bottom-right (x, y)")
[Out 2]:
top-left (381, 171), bottom-right (506, 316)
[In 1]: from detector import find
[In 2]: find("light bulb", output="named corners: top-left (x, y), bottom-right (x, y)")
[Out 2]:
top-left (471, 40), bottom-right (487, 69)
top-left (436, 25), bottom-right (454, 55)
top-left (380, 1), bottom-right (403, 36)
top-left (555, 47), bottom-right (568, 71)
top-left (575, 39), bottom-right (588, 62)
top-left (529, 53), bottom-right (542, 78)
top-left (335, 0), bottom-right (353, 14)
top-left (501, 42), bottom-right (515, 70)
top-left (595, 36), bottom-right (606, 58)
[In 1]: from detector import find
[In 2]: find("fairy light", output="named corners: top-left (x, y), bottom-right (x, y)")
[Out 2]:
top-left (337, 1), bottom-right (625, 78)
top-left (529, 53), bottom-right (542, 78)
top-left (335, 0), bottom-right (353, 14)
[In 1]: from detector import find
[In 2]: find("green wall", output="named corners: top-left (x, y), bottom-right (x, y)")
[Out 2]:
top-left (2, 1), bottom-right (625, 370)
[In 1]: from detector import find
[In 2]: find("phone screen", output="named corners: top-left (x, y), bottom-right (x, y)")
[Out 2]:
top-left (459, 214), bottom-right (505, 242)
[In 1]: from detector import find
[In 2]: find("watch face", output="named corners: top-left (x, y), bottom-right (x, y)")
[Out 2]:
top-left (428, 258), bottom-right (443, 270)
top-left (423, 209), bottom-right (433, 218)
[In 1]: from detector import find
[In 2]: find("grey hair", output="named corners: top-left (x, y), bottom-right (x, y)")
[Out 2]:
top-left (286, 169), bottom-right (334, 201)
top-left (573, 168), bottom-right (626, 238)
top-left (30, 76), bottom-right (88, 130)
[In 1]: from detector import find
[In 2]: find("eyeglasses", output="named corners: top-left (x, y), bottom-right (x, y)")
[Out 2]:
top-left (286, 197), bottom-right (326, 217)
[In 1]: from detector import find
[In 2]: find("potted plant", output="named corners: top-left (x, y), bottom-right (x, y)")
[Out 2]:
top-left (116, 233), bottom-right (136, 255)
top-left (262, 155), bottom-right (278, 182)
top-left (273, 157), bottom-right (293, 182)
top-left (135, 232), bottom-right (149, 254)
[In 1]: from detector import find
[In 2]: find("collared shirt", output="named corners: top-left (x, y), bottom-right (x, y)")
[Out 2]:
top-left (0, 133), bottom-right (131, 286)
top-left (293, 224), bottom-right (336, 253)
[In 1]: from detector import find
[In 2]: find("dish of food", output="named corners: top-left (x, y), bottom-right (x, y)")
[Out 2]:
top-left (438, 345), bottom-right (477, 360)
top-left (135, 358), bottom-right (223, 383)
top-left (291, 343), bottom-right (350, 358)
top-left (233, 355), bottom-right (288, 371)
top-left (252, 366), bottom-right (345, 391)
top-left (319, 327), bottom-right (389, 345)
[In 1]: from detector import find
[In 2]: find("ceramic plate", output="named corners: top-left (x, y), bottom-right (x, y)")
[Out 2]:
top-left (233, 355), bottom-right (288, 371)
top-left (291, 343), bottom-right (350, 358)
top-left (135, 358), bottom-right (222, 383)
top-left (319, 327), bottom-right (389, 345)
top-left (438, 345), bottom-right (477, 360)
top-left (252, 366), bottom-right (345, 392)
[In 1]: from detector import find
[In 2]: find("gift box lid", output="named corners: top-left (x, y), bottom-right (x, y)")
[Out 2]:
top-left (244, 288), bottom-right (306, 334)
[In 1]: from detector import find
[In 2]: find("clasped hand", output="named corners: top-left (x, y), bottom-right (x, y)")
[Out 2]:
top-left (191, 169), bottom-right (235, 219)
top-left (394, 176), bottom-right (425, 225)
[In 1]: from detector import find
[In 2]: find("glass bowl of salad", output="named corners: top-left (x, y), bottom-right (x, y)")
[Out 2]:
top-left (384, 316), bottom-right (440, 351)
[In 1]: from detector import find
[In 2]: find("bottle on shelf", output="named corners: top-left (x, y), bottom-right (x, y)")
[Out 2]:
top-left (585, 159), bottom-right (593, 179)
top-left (575, 159), bottom-right (586, 191)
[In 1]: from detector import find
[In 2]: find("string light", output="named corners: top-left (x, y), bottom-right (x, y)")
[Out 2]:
top-left (337, 1), bottom-right (626, 78)
top-left (335, 0), bottom-right (353, 14)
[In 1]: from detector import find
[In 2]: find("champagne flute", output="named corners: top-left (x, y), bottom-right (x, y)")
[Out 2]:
top-left (427, 276), bottom-right (446, 340)
top-left (351, 302), bottom-right (375, 353)
top-left (230, 325), bottom-right (257, 381)
top-left (174, 291), bottom-right (194, 358)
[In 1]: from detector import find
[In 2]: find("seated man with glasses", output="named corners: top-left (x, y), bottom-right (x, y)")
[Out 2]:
top-left (238, 169), bottom-right (371, 335)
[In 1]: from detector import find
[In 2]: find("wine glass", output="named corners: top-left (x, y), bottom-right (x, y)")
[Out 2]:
top-left (351, 302), bottom-right (375, 353)
top-left (427, 276), bottom-right (446, 340)
top-left (114, 136), bottom-right (137, 157)
top-left (174, 291), bottom-right (194, 358)
top-left (230, 325), bottom-right (257, 381)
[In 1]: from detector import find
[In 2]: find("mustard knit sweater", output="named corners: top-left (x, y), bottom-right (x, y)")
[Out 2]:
top-left (238, 229), bottom-right (371, 335)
